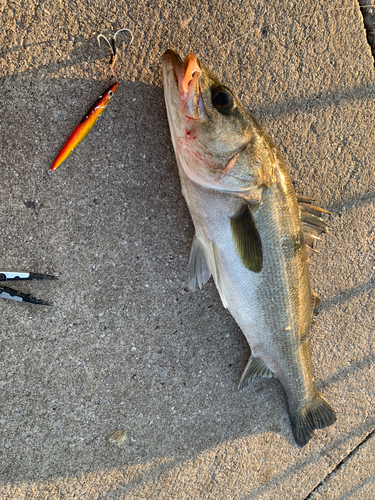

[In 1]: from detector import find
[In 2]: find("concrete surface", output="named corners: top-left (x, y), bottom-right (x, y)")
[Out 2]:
top-left (0, 0), bottom-right (374, 498)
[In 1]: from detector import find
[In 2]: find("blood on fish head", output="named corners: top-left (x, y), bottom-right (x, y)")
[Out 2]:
top-left (162, 50), bottom-right (275, 196)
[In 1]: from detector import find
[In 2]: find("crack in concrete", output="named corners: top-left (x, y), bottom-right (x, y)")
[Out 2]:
top-left (304, 426), bottom-right (375, 499)
top-left (358, 1), bottom-right (375, 62)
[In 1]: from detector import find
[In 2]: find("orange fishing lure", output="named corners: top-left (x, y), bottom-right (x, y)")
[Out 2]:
top-left (49, 81), bottom-right (120, 173)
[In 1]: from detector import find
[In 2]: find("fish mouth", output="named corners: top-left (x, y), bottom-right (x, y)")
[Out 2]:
top-left (163, 50), bottom-right (205, 120)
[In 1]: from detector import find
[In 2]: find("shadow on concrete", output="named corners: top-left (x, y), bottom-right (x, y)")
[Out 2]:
top-left (0, 67), bottom-right (373, 492)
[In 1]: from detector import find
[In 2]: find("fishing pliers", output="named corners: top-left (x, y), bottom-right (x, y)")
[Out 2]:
top-left (0, 271), bottom-right (58, 306)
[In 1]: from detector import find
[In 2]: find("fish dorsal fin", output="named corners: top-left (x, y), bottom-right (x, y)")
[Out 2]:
top-left (297, 195), bottom-right (331, 256)
top-left (238, 355), bottom-right (274, 389)
top-left (188, 236), bottom-right (212, 291)
top-left (311, 290), bottom-right (322, 317)
top-left (188, 236), bottom-right (228, 309)
top-left (230, 203), bottom-right (263, 273)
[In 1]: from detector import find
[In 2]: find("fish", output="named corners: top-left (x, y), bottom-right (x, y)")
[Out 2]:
top-left (49, 81), bottom-right (120, 173)
top-left (162, 50), bottom-right (336, 447)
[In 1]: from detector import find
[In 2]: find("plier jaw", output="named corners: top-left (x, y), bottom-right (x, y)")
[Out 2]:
top-left (0, 271), bottom-right (58, 306)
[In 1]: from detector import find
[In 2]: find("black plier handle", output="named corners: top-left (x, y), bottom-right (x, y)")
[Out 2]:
top-left (0, 271), bottom-right (58, 305)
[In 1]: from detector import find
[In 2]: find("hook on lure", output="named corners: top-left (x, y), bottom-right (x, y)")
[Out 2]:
top-left (48, 30), bottom-right (133, 174)
top-left (97, 28), bottom-right (134, 72)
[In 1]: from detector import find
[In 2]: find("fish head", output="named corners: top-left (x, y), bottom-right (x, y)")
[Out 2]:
top-left (162, 50), bottom-right (275, 200)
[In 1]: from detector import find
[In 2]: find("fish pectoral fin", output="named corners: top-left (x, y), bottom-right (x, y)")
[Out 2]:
top-left (188, 236), bottom-right (212, 291)
top-left (238, 355), bottom-right (274, 389)
top-left (290, 394), bottom-right (336, 447)
top-left (230, 202), bottom-right (263, 273)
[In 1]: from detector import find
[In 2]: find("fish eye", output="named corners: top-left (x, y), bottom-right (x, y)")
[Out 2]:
top-left (109, 91), bottom-right (114, 97)
top-left (211, 86), bottom-right (234, 114)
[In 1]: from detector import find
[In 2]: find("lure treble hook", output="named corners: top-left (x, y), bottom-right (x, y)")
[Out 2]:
top-left (97, 28), bottom-right (134, 72)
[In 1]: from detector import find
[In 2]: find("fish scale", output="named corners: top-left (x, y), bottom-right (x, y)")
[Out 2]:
top-left (163, 49), bottom-right (336, 446)
top-left (181, 162), bottom-right (316, 413)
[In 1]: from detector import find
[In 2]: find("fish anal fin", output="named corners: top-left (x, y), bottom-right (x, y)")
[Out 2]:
top-left (188, 236), bottom-right (211, 291)
top-left (238, 355), bottom-right (274, 389)
top-left (230, 203), bottom-right (263, 273)
top-left (290, 394), bottom-right (336, 447)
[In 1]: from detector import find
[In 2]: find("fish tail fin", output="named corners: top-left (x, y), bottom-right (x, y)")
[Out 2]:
top-left (290, 394), bottom-right (336, 447)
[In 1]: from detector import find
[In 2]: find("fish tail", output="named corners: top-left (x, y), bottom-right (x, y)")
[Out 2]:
top-left (290, 394), bottom-right (336, 447)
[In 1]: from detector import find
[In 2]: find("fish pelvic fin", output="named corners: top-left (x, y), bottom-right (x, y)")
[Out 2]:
top-left (238, 355), bottom-right (274, 389)
top-left (290, 394), bottom-right (336, 447)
